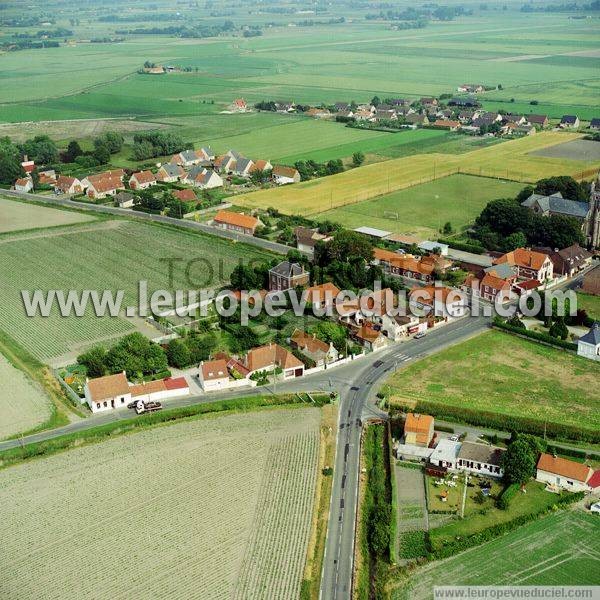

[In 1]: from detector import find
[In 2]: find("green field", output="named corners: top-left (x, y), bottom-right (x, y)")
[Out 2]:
top-left (393, 510), bottom-right (600, 599)
top-left (314, 174), bottom-right (523, 238)
top-left (388, 330), bottom-right (600, 434)
top-left (0, 219), bottom-right (273, 362)
top-left (577, 292), bottom-right (600, 320)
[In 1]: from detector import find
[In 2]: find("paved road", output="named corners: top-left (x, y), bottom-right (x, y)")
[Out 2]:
top-left (2, 189), bottom-right (296, 256)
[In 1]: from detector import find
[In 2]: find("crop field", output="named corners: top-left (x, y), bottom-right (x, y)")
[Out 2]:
top-left (0, 353), bottom-right (51, 440)
top-left (315, 174), bottom-right (523, 239)
top-left (392, 511), bottom-right (600, 599)
top-left (530, 139), bottom-right (600, 161)
top-left (234, 132), bottom-right (597, 215)
top-left (0, 407), bottom-right (321, 599)
top-left (0, 197), bottom-right (96, 233)
top-left (387, 330), bottom-right (600, 435)
top-left (0, 220), bottom-right (273, 361)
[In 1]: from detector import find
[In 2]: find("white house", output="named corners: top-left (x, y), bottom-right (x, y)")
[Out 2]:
top-left (430, 439), bottom-right (461, 469)
top-left (55, 175), bottom-right (83, 195)
top-left (84, 372), bottom-right (189, 413)
top-left (233, 157), bottom-right (255, 178)
top-left (430, 440), bottom-right (504, 478)
top-left (129, 170), bottom-right (156, 190)
top-left (536, 453), bottom-right (597, 492)
top-left (156, 163), bottom-right (185, 183)
top-left (199, 359), bottom-right (230, 391)
top-left (577, 323), bottom-right (600, 362)
top-left (272, 165), bottom-right (300, 185)
top-left (15, 177), bottom-right (33, 192)
top-left (409, 285), bottom-right (468, 320)
top-left (185, 166), bottom-right (223, 189)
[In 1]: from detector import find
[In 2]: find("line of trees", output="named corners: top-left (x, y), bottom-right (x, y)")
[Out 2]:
top-left (132, 131), bottom-right (189, 160)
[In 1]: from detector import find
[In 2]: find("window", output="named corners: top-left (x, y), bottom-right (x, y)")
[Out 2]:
top-left (121, 398), bottom-right (125, 404)
top-left (96, 403), bottom-right (100, 409)
top-left (103, 401), bottom-right (107, 408)
top-left (567, 480), bottom-right (573, 486)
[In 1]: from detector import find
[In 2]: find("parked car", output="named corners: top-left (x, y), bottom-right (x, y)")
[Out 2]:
top-left (449, 434), bottom-right (460, 441)
top-left (135, 400), bottom-right (163, 415)
top-left (414, 332), bottom-right (426, 339)
top-left (127, 400), bottom-right (138, 409)
top-left (590, 502), bottom-right (600, 514)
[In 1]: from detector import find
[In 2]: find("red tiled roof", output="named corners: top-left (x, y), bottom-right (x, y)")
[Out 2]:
top-left (496, 248), bottom-right (549, 271)
top-left (272, 165), bottom-right (299, 179)
top-left (131, 170), bottom-right (155, 184)
top-left (306, 282), bottom-right (341, 304)
top-left (201, 359), bottom-right (229, 381)
top-left (163, 376), bottom-right (189, 390)
top-left (172, 188), bottom-right (196, 201)
top-left (587, 470), bottom-right (600, 489)
top-left (537, 453), bottom-right (592, 483)
top-left (214, 210), bottom-right (258, 230)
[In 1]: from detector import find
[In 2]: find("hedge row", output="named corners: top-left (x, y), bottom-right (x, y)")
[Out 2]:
top-left (392, 399), bottom-right (598, 444)
top-left (437, 237), bottom-right (486, 255)
top-left (496, 483), bottom-right (519, 510)
top-left (428, 492), bottom-right (584, 558)
top-left (493, 318), bottom-right (577, 351)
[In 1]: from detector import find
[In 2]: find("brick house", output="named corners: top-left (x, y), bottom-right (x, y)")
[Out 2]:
top-left (494, 248), bottom-right (554, 282)
top-left (268, 261), bottom-right (309, 291)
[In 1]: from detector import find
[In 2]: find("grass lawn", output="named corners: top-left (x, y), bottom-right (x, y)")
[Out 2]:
top-left (577, 292), bottom-right (600, 320)
top-left (387, 330), bottom-right (600, 435)
top-left (392, 510), bottom-right (600, 598)
top-left (428, 481), bottom-right (572, 553)
top-left (314, 174), bottom-right (523, 239)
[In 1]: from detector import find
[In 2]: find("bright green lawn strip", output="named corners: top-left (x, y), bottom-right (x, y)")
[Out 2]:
top-left (577, 292), bottom-right (600, 320)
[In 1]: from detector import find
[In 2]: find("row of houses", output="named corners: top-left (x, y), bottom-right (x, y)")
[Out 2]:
top-left (399, 413), bottom-right (600, 493)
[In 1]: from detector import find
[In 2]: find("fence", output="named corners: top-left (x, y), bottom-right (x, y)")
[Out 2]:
top-left (54, 369), bottom-right (84, 406)
top-left (183, 201), bottom-right (232, 219)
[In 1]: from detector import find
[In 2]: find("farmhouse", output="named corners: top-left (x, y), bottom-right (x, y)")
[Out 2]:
top-left (404, 413), bottom-right (434, 447)
top-left (457, 442), bottom-right (504, 477)
top-left (577, 323), bottom-right (600, 362)
top-left (536, 453), bottom-right (597, 492)
top-left (86, 176), bottom-right (124, 199)
top-left (14, 177), bottom-right (33, 192)
top-left (129, 170), bottom-right (156, 190)
top-left (243, 343), bottom-right (304, 379)
top-left (156, 163), bottom-right (185, 183)
top-left (184, 166), bottom-right (223, 189)
top-left (272, 165), bottom-right (301, 185)
top-left (229, 98), bottom-right (247, 112)
top-left (560, 115), bottom-right (580, 129)
top-left (305, 282), bottom-right (341, 309)
top-left (290, 329), bottom-right (339, 366)
top-left (269, 261), bottom-right (309, 291)
top-left (430, 439), bottom-right (461, 470)
top-left (171, 149), bottom-right (205, 167)
top-left (533, 243), bottom-right (592, 277)
top-left (199, 359), bottom-right (230, 391)
top-left (213, 210), bottom-right (259, 235)
top-left (172, 188), bottom-right (196, 202)
top-left (494, 248), bottom-right (553, 282)
top-left (353, 324), bottom-right (387, 351)
top-left (250, 159), bottom-right (273, 173)
top-left (432, 119), bottom-right (461, 131)
top-left (295, 226), bottom-right (333, 257)
top-left (233, 157), bottom-right (255, 178)
top-left (54, 175), bottom-right (82, 195)
top-left (528, 114), bottom-right (549, 128)
top-left (84, 372), bottom-right (189, 413)
top-left (582, 264), bottom-right (600, 295)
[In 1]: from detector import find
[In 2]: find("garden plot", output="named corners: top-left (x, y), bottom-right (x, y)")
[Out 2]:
top-left (0, 407), bottom-right (320, 600)
top-left (0, 197), bottom-right (95, 233)
top-left (0, 353), bottom-right (52, 439)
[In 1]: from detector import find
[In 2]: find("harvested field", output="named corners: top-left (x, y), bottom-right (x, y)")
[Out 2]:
top-left (530, 139), bottom-right (600, 161)
top-left (0, 118), bottom-right (169, 143)
top-left (235, 132), bottom-right (598, 215)
top-left (392, 511), bottom-right (600, 599)
top-left (0, 219), bottom-right (273, 362)
top-left (0, 197), bottom-right (95, 234)
top-left (0, 407), bottom-right (321, 600)
top-left (0, 353), bottom-right (51, 440)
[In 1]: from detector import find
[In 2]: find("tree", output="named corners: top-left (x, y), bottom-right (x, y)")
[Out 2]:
top-left (166, 338), bottom-right (192, 369)
top-left (502, 438), bottom-right (536, 484)
top-left (0, 137), bottom-right (24, 184)
top-left (104, 333), bottom-right (168, 378)
top-left (21, 135), bottom-right (58, 165)
top-left (93, 143), bottom-right (111, 165)
top-left (351, 151), bottom-right (365, 168)
top-left (77, 346), bottom-right (107, 378)
top-left (442, 221), bottom-right (452, 235)
top-left (507, 314), bottom-right (526, 329)
top-left (534, 176), bottom-right (588, 203)
top-left (65, 140), bottom-right (83, 163)
top-left (503, 231), bottom-right (527, 252)
top-left (549, 317), bottom-right (569, 340)
top-left (476, 198), bottom-right (531, 237)
top-left (230, 264), bottom-right (261, 290)
top-left (370, 96), bottom-right (381, 107)
top-left (186, 333), bottom-right (217, 363)
top-left (95, 131), bottom-right (124, 154)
